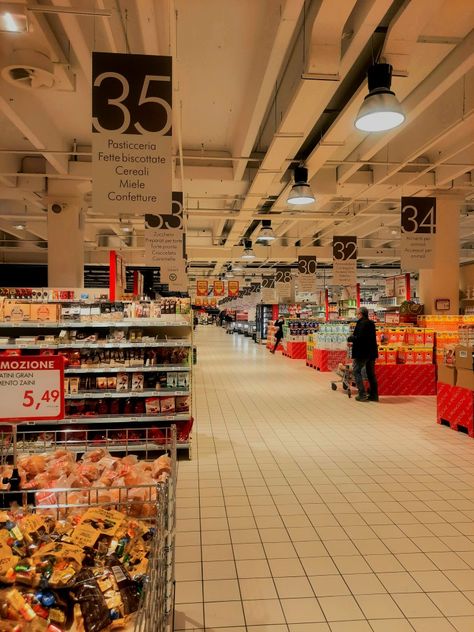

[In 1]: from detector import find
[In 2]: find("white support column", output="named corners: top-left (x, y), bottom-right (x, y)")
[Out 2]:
top-left (418, 194), bottom-right (462, 315)
top-left (47, 198), bottom-right (85, 288)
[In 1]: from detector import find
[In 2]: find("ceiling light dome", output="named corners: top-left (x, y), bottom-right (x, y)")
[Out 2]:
top-left (287, 166), bottom-right (315, 205)
top-left (241, 240), bottom-right (255, 260)
top-left (257, 219), bottom-right (275, 243)
top-left (355, 63), bottom-right (405, 132)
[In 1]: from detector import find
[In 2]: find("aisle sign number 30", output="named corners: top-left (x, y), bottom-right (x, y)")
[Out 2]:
top-left (298, 256), bottom-right (317, 275)
top-left (92, 53), bottom-right (172, 137)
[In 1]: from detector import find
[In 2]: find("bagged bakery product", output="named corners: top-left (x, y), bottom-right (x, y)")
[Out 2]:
top-left (70, 568), bottom-right (111, 632)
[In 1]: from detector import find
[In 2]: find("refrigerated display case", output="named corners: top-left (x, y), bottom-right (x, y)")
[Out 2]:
top-left (256, 304), bottom-right (276, 344)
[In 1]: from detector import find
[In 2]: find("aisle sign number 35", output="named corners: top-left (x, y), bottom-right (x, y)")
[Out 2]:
top-left (333, 236), bottom-right (357, 261)
top-left (92, 53), bottom-right (172, 136)
top-left (401, 197), bottom-right (436, 234)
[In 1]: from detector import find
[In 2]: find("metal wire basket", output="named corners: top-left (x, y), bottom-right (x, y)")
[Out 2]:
top-left (0, 424), bottom-right (177, 632)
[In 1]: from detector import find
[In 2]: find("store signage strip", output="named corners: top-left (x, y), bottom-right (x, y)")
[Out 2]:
top-left (333, 236), bottom-right (357, 286)
top-left (400, 196), bottom-right (436, 270)
top-left (92, 52), bottom-right (172, 214)
top-left (297, 256), bottom-right (317, 294)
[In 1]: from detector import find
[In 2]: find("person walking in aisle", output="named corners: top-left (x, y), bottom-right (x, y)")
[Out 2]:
top-left (347, 306), bottom-right (379, 402)
top-left (271, 317), bottom-right (284, 353)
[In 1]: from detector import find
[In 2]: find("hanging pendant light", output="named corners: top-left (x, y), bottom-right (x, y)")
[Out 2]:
top-left (256, 219), bottom-right (276, 243)
top-left (241, 240), bottom-right (255, 260)
top-left (287, 166), bottom-right (315, 205)
top-left (355, 63), bottom-right (405, 132)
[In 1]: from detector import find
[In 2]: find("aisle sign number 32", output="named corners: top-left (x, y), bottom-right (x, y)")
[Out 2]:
top-left (333, 236), bottom-right (357, 260)
top-left (92, 53), bottom-right (172, 137)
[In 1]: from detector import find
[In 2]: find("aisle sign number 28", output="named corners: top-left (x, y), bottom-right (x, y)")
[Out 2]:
top-left (401, 197), bottom-right (436, 234)
top-left (275, 268), bottom-right (292, 284)
top-left (92, 53), bottom-right (172, 137)
top-left (333, 236), bottom-right (357, 261)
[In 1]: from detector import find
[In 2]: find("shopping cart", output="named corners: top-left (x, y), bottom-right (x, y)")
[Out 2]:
top-left (330, 342), bottom-right (357, 398)
top-left (0, 424), bottom-right (177, 632)
top-left (330, 361), bottom-right (356, 398)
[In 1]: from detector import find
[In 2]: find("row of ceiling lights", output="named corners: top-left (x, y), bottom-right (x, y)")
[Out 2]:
top-left (243, 63), bottom-right (405, 258)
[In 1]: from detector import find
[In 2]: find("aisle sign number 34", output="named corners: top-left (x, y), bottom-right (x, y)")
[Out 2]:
top-left (401, 197), bottom-right (437, 234)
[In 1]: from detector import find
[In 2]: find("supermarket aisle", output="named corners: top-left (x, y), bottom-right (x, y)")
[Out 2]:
top-left (174, 327), bottom-right (474, 632)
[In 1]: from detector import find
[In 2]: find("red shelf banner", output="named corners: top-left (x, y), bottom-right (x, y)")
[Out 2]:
top-left (213, 280), bottom-right (225, 296)
top-left (228, 280), bottom-right (239, 297)
top-left (196, 280), bottom-right (209, 296)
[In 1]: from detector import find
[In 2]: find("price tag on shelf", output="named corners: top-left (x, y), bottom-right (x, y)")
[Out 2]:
top-left (0, 356), bottom-right (65, 423)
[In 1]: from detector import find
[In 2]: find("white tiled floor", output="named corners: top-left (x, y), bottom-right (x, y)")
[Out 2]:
top-left (174, 327), bottom-right (474, 632)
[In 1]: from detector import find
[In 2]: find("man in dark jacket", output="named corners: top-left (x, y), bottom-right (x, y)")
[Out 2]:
top-left (348, 306), bottom-right (378, 402)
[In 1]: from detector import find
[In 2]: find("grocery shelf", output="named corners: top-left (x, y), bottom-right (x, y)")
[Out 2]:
top-left (0, 340), bottom-right (191, 349)
top-left (64, 365), bottom-right (191, 374)
top-left (12, 440), bottom-right (190, 454)
top-left (0, 319), bottom-right (190, 328)
top-left (66, 389), bottom-right (190, 399)
top-left (17, 413), bottom-right (191, 425)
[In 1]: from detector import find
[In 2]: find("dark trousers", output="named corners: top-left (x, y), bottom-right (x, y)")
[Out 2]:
top-left (353, 358), bottom-right (378, 398)
top-left (272, 336), bottom-right (282, 353)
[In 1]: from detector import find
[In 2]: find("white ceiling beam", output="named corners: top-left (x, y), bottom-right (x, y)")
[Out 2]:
top-left (223, 0), bottom-right (392, 248)
top-left (0, 84), bottom-right (68, 174)
top-left (381, 0), bottom-right (445, 75)
top-left (231, 0), bottom-right (304, 182)
top-left (49, 0), bottom-right (92, 80)
top-left (96, 0), bottom-right (128, 53)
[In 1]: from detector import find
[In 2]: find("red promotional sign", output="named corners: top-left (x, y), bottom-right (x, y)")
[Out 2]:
top-left (0, 356), bottom-right (65, 423)
top-left (213, 280), bottom-right (225, 296)
top-left (196, 280), bottom-right (208, 296)
top-left (228, 280), bottom-right (239, 297)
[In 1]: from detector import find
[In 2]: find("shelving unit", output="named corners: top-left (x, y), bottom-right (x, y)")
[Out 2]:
top-left (0, 310), bottom-right (194, 458)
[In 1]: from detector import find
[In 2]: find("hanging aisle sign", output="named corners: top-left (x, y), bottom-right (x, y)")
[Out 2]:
top-left (333, 236), bottom-right (357, 286)
top-left (144, 192), bottom-right (187, 289)
top-left (92, 52), bottom-right (172, 214)
top-left (276, 267), bottom-right (293, 301)
top-left (261, 275), bottom-right (276, 303)
top-left (213, 280), bottom-right (225, 296)
top-left (297, 256), bottom-right (317, 295)
top-left (400, 196), bottom-right (436, 270)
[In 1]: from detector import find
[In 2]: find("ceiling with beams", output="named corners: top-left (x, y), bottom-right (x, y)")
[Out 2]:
top-left (0, 0), bottom-right (473, 284)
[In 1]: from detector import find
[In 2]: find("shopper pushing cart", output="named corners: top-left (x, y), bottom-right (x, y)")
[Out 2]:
top-left (347, 306), bottom-right (379, 402)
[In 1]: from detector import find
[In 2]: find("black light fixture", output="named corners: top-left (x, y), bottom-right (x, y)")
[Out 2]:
top-left (287, 166), bottom-right (315, 205)
top-left (241, 240), bottom-right (255, 260)
top-left (256, 219), bottom-right (276, 243)
top-left (355, 63), bottom-right (405, 132)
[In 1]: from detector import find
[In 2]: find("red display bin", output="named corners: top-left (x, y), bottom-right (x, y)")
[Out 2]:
top-left (283, 341), bottom-right (307, 359)
top-left (374, 364), bottom-right (436, 395)
top-left (313, 349), bottom-right (348, 372)
top-left (437, 382), bottom-right (474, 437)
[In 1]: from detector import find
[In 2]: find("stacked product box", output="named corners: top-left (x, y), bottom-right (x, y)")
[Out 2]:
top-left (376, 326), bottom-right (434, 365)
top-left (418, 315), bottom-right (474, 364)
top-left (315, 323), bottom-right (351, 351)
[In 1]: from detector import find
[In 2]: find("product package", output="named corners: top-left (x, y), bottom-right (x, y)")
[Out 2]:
top-left (116, 373), bottom-right (129, 392)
